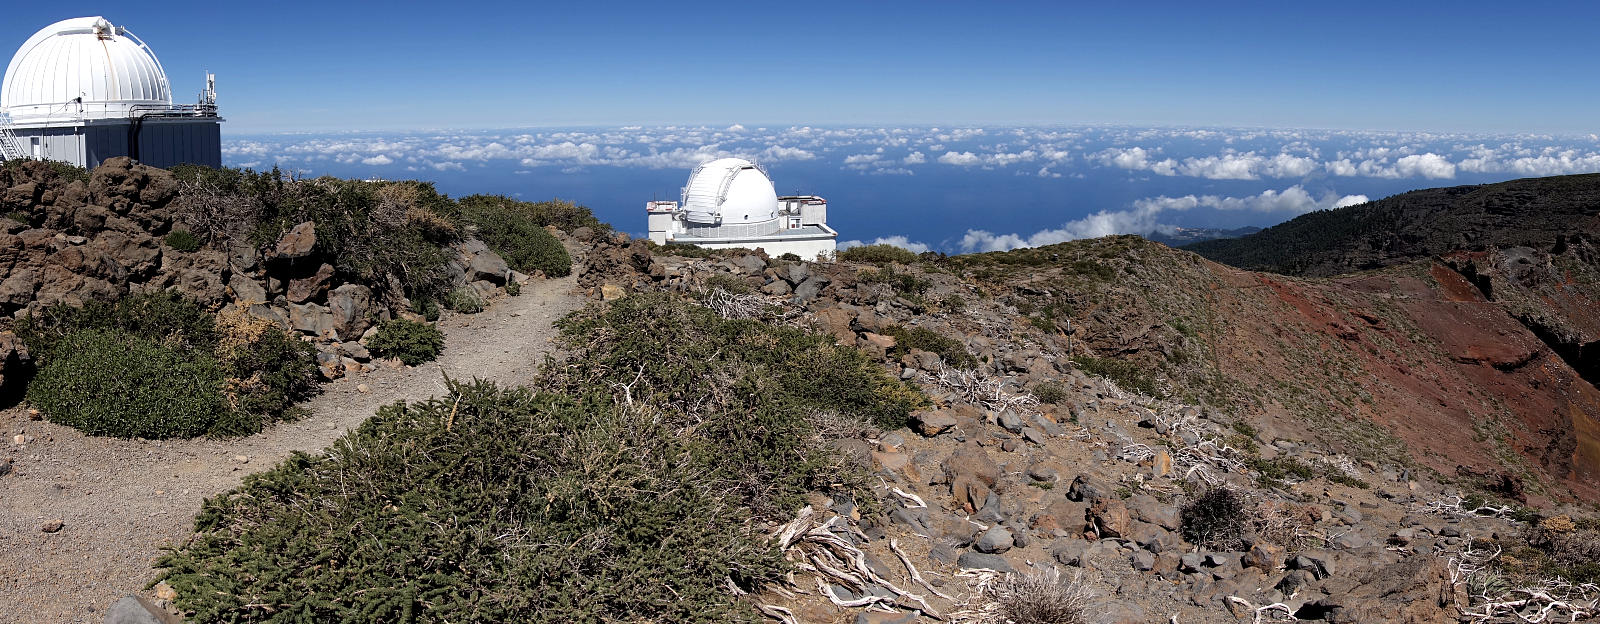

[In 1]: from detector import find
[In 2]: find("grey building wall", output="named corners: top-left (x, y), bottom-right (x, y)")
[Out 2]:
top-left (14, 118), bottom-right (222, 169)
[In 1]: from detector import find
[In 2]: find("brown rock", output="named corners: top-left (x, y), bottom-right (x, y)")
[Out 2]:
top-left (287, 263), bottom-right (335, 303)
top-left (1088, 498), bottom-right (1133, 539)
top-left (912, 410), bottom-right (957, 436)
top-left (860, 331), bottom-right (896, 350)
top-left (40, 519), bottom-right (63, 533)
top-left (1244, 543), bottom-right (1285, 570)
top-left (273, 221), bottom-right (317, 259)
top-left (600, 283), bottom-right (626, 301)
top-left (943, 442), bottom-right (1001, 486)
top-left (812, 307), bottom-right (856, 344)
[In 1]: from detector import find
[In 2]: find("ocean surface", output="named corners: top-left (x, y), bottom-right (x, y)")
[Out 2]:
top-left (222, 125), bottom-right (1600, 253)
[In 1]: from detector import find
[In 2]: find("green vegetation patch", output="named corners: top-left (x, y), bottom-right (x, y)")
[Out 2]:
top-left (158, 294), bottom-right (927, 621)
top-left (19, 292), bottom-right (318, 438)
top-left (458, 196), bottom-right (574, 277)
top-left (1070, 354), bottom-right (1161, 397)
top-left (881, 324), bottom-right (978, 369)
top-left (163, 229), bottom-right (201, 252)
top-left (366, 318), bottom-right (444, 366)
top-left (158, 381), bottom-right (784, 623)
top-left (838, 244), bottom-right (919, 265)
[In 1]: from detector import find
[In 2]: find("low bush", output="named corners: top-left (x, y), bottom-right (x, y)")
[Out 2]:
top-left (505, 280), bottom-right (522, 296)
top-left (28, 328), bottom-right (227, 438)
top-left (20, 293), bottom-right (317, 438)
top-left (1181, 487), bottom-right (1249, 551)
top-left (838, 244), bottom-right (918, 265)
top-left (444, 287), bottom-right (485, 313)
top-left (367, 318), bottom-right (444, 366)
top-left (458, 195), bottom-right (608, 235)
top-left (1070, 354), bottom-right (1161, 397)
top-left (164, 229), bottom-right (201, 252)
top-left (461, 198), bottom-right (573, 277)
top-left (858, 266), bottom-right (931, 297)
top-left (158, 380), bottom-right (785, 623)
top-left (986, 568), bottom-right (1090, 624)
top-left (881, 324), bottom-right (978, 369)
top-left (550, 294), bottom-right (925, 517)
top-left (1033, 380), bottom-right (1068, 404)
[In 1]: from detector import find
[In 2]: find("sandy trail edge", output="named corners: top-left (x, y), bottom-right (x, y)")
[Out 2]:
top-left (0, 274), bottom-right (583, 622)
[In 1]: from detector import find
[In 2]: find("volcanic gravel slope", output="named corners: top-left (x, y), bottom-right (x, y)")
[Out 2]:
top-left (0, 273), bottom-right (583, 623)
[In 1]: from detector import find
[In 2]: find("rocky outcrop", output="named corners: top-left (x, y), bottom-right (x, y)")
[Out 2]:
top-left (0, 158), bottom-right (519, 386)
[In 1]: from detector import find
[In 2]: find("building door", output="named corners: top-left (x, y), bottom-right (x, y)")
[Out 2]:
top-left (30, 137), bottom-right (40, 159)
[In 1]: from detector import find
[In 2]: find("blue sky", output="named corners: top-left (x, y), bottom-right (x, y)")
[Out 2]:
top-left (3, 1), bottom-right (1596, 134)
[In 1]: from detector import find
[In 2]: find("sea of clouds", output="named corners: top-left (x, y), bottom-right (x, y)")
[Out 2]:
top-left (223, 125), bottom-right (1600, 254)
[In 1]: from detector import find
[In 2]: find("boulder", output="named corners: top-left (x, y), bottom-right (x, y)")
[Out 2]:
top-left (287, 263), bottom-right (335, 303)
top-left (1088, 498), bottom-right (1133, 539)
top-left (468, 248), bottom-right (510, 284)
top-left (974, 526), bottom-right (1014, 554)
top-left (104, 595), bottom-right (179, 624)
top-left (328, 284), bottom-right (374, 339)
top-left (957, 551), bottom-right (1016, 574)
top-left (228, 274), bottom-right (268, 304)
top-left (1243, 542), bottom-right (1285, 570)
top-left (289, 302), bottom-right (336, 337)
top-left (600, 283), bottom-right (626, 301)
top-left (272, 221), bottom-right (317, 259)
top-left (911, 410), bottom-right (957, 436)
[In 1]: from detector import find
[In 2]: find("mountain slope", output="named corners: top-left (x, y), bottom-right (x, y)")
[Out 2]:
top-left (1184, 173), bottom-right (1600, 277)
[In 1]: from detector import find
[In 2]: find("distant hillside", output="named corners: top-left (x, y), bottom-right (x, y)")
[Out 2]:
top-left (1184, 173), bottom-right (1600, 276)
top-left (1144, 225), bottom-right (1260, 247)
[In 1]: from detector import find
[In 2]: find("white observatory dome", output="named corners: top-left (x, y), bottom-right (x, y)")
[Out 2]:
top-left (2, 17), bottom-right (173, 121)
top-left (680, 157), bottom-right (779, 225)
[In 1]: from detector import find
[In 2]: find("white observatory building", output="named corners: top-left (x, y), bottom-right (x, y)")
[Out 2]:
top-left (647, 158), bottom-right (838, 260)
top-left (0, 17), bottom-right (221, 169)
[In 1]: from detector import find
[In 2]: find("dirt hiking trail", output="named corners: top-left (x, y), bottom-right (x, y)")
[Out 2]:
top-left (0, 274), bottom-right (584, 623)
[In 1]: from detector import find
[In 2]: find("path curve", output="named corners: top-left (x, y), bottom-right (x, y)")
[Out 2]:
top-left (0, 274), bottom-right (584, 622)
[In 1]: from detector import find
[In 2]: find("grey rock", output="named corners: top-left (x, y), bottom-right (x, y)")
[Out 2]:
top-left (911, 411), bottom-right (957, 436)
top-left (1029, 413), bottom-right (1065, 437)
top-left (1131, 550), bottom-right (1156, 571)
top-left (1333, 531), bottom-right (1372, 550)
top-left (1021, 427), bottom-right (1048, 445)
top-left (732, 254), bottom-right (766, 276)
top-left (958, 551), bottom-right (1016, 574)
top-left (1067, 474), bottom-right (1107, 503)
top-left (1126, 494), bottom-right (1182, 531)
top-left (1027, 464), bottom-right (1059, 483)
top-left (975, 526), bottom-right (1014, 554)
top-left (468, 248), bottom-right (510, 284)
top-left (890, 507), bottom-right (931, 536)
top-left (761, 279), bottom-right (791, 296)
top-left (929, 542), bottom-right (959, 565)
top-left (785, 263), bottom-right (811, 286)
top-left (1291, 551), bottom-right (1336, 579)
top-left (855, 610), bottom-right (918, 624)
top-left (998, 410), bottom-right (1025, 433)
top-left (1180, 552), bottom-right (1206, 572)
top-left (289, 302), bottom-right (335, 336)
top-left (104, 595), bottom-right (176, 624)
top-left (228, 274), bottom-right (267, 304)
top-left (327, 284), bottom-right (373, 339)
top-left (1050, 538), bottom-right (1090, 566)
top-left (792, 279), bottom-right (822, 303)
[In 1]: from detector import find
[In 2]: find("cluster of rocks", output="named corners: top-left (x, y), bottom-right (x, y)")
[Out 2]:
top-left (0, 157), bottom-right (519, 385)
top-left (578, 248), bottom-right (1526, 623)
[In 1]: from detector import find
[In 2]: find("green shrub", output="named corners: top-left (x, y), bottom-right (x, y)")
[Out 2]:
top-left (367, 318), bottom-right (444, 366)
top-left (551, 294), bottom-right (926, 517)
top-left (505, 280), bottom-right (522, 296)
top-left (779, 252), bottom-right (801, 262)
top-left (164, 229), bottom-right (201, 252)
top-left (444, 287), bottom-right (485, 313)
top-left (1070, 354), bottom-right (1160, 397)
top-left (838, 244), bottom-right (918, 264)
top-left (1181, 487), bottom-right (1248, 551)
top-left (1033, 380), bottom-right (1068, 404)
top-left (858, 267), bottom-right (931, 297)
top-left (19, 293), bottom-right (319, 438)
top-left (458, 195), bottom-right (608, 235)
top-left (157, 380), bottom-right (783, 623)
top-left (704, 272), bottom-right (755, 295)
top-left (411, 297), bottom-right (441, 322)
top-left (27, 328), bottom-right (228, 438)
top-left (941, 294), bottom-right (966, 313)
top-left (881, 324), bottom-right (978, 369)
top-left (460, 202), bottom-right (573, 277)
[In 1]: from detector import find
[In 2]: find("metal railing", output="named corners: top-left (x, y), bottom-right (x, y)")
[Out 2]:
top-left (0, 112), bottom-right (26, 162)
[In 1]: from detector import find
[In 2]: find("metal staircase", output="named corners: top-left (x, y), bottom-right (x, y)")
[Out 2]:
top-left (0, 112), bottom-right (26, 162)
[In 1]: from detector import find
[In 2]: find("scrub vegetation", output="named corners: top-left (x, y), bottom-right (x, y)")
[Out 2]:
top-left (157, 294), bottom-right (926, 621)
top-left (20, 292), bottom-right (319, 438)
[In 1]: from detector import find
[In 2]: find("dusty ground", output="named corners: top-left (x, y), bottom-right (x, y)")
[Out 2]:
top-left (0, 274), bottom-right (583, 623)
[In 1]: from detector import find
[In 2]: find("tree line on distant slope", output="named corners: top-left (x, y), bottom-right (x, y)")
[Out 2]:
top-left (1184, 173), bottom-right (1600, 276)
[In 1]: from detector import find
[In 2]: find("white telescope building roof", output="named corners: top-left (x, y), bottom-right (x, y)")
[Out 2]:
top-left (2, 17), bottom-right (173, 122)
top-left (680, 157), bottom-right (780, 225)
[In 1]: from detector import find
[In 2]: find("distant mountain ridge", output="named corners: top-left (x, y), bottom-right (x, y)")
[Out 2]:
top-left (1183, 173), bottom-right (1600, 276)
top-left (1144, 225), bottom-right (1260, 247)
